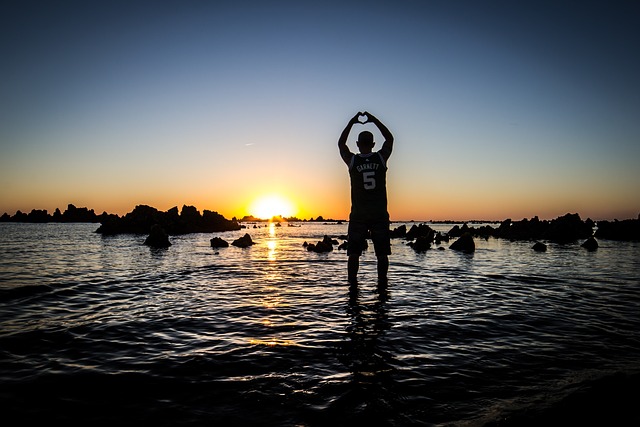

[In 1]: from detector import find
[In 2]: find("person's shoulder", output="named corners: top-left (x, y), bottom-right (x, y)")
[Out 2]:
top-left (377, 148), bottom-right (391, 161)
top-left (341, 151), bottom-right (354, 165)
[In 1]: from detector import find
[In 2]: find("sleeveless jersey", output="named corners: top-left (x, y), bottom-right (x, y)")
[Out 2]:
top-left (348, 152), bottom-right (389, 222)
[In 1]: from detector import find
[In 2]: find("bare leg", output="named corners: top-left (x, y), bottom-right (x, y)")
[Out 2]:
top-left (377, 254), bottom-right (389, 284)
top-left (348, 254), bottom-right (359, 284)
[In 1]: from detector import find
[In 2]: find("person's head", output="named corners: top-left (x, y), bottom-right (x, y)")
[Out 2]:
top-left (356, 131), bottom-right (375, 153)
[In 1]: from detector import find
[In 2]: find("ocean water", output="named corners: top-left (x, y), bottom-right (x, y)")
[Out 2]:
top-left (1, 222), bottom-right (639, 426)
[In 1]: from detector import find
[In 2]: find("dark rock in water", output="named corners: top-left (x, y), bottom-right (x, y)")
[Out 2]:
top-left (448, 223), bottom-right (471, 238)
top-left (406, 223), bottom-right (434, 240)
top-left (581, 236), bottom-right (598, 251)
top-left (408, 235), bottom-right (431, 252)
top-left (532, 241), bottom-right (547, 252)
top-left (434, 232), bottom-right (449, 244)
top-left (338, 241), bottom-right (348, 250)
top-left (210, 237), bottom-right (229, 248)
top-left (390, 224), bottom-right (406, 238)
top-left (232, 233), bottom-right (255, 248)
top-left (594, 217), bottom-right (640, 241)
top-left (307, 235), bottom-right (335, 253)
top-left (495, 216), bottom-right (546, 240)
top-left (543, 213), bottom-right (592, 243)
top-left (493, 214), bottom-right (592, 242)
top-left (449, 233), bottom-right (475, 253)
top-left (144, 224), bottom-right (171, 248)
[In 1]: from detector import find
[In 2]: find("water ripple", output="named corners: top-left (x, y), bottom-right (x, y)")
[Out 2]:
top-left (1, 223), bottom-right (639, 425)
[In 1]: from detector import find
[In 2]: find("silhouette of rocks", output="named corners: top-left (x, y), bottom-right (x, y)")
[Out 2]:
top-left (494, 217), bottom-right (547, 240)
top-left (594, 217), bottom-right (640, 241)
top-left (210, 237), bottom-right (229, 248)
top-left (460, 214), bottom-right (594, 243)
top-left (61, 204), bottom-right (98, 222)
top-left (406, 223), bottom-right (435, 240)
top-left (448, 223), bottom-right (470, 238)
top-left (581, 236), bottom-right (598, 251)
top-left (408, 235), bottom-right (431, 252)
top-left (144, 224), bottom-right (171, 248)
top-left (404, 224), bottom-right (437, 252)
top-left (543, 213), bottom-right (593, 243)
top-left (434, 232), bottom-right (449, 244)
top-left (96, 205), bottom-right (240, 235)
top-left (232, 233), bottom-right (255, 248)
top-left (390, 224), bottom-right (406, 238)
top-left (306, 235), bottom-right (336, 253)
top-left (26, 209), bottom-right (50, 223)
top-left (0, 204), bottom-right (100, 223)
top-left (450, 233), bottom-right (475, 253)
top-left (532, 241), bottom-right (547, 252)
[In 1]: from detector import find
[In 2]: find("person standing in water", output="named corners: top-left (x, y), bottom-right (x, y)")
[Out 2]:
top-left (338, 111), bottom-right (394, 284)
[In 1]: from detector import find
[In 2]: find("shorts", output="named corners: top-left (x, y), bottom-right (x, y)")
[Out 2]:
top-left (347, 220), bottom-right (391, 257)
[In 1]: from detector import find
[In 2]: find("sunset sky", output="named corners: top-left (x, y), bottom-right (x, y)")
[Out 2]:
top-left (1, 1), bottom-right (639, 221)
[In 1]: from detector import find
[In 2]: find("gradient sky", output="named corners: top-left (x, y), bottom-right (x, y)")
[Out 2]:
top-left (1, 1), bottom-right (639, 221)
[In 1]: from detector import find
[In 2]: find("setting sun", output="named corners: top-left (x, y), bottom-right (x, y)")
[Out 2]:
top-left (249, 195), bottom-right (296, 220)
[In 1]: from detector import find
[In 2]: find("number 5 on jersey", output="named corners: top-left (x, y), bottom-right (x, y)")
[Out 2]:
top-left (363, 171), bottom-right (376, 190)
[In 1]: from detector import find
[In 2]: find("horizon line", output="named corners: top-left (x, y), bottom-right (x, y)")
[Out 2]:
top-left (1, 203), bottom-right (638, 224)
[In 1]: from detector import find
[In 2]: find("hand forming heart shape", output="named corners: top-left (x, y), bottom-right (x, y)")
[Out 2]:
top-left (357, 114), bottom-right (369, 124)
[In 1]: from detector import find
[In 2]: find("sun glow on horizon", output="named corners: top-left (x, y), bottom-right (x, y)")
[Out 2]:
top-left (248, 194), bottom-right (297, 220)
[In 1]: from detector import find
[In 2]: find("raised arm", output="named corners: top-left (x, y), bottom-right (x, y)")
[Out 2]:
top-left (365, 111), bottom-right (394, 160)
top-left (338, 112), bottom-right (361, 165)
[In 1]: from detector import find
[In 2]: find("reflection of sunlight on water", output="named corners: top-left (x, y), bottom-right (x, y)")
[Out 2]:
top-left (261, 292), bottom-right (281, 309)
top-left (250, 272), bottom-right (299, 346)
top-left (267, 223), bottom-right (277, 261)
top-left (267, 240), bottom-right (277, 261)
top-left (249, 338), bottom-right (297, 347)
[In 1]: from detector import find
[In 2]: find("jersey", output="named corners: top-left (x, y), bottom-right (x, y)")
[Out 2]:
top-left (348, 151), bottom-right (389, 222)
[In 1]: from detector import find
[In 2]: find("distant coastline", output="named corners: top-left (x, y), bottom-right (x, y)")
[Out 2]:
top-left (1, 203), bottom-right (637, 226)
top-left (0, 204), bottom-right (343, 225)
top-left (1, 203), bottom-right (638, 242)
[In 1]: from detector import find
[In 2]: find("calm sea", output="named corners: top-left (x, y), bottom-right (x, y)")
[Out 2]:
top-left (1, 222), bottom-right (639, 426)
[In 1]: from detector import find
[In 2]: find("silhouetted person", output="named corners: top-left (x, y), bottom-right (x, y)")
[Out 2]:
top-left (338, 111), bottom-right (394, 284)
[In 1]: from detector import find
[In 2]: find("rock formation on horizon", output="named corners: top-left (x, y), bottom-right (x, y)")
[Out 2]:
top-left (96, 205), bottom-right (240, 235)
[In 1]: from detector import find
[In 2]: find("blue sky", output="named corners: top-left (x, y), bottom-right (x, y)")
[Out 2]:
top-left (1, 1), bottom-right (639, 220)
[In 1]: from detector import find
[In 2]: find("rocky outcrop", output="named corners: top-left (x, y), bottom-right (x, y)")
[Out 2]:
top-left (210, 237), bottom-right (229, 248)
top-left (0, 204), bottom-right (102, 223)
top-left (96, 205), bottom-right (240, 235)
top-left (449, 233), bottom-right (475, 253)
top-left (307, 235), bottom-right (338, 253)
top-left (231, 233), bottom-right (255, 248)
top-left (532, 241), bottom-right (547, 252)
top-left (448, 213), bottom-right (595, 243)
top-left (543, 213), bottom-right (593, 243)
top-left (408, 235), bottom-right (431, 252)
top-left (406, 223), bottom-right (435, 240)
top-left (581, 237), bottom-right (598, 251)
top-left (390, 224), bottom-right (407, 238)
top-left (594, 217), bottom-right (640, 241)
top-left (305, 235), bottom-right (337, 253)
top-left (404, 223), bottom-right (437, 252)
top-left (144, 224), bottom-right (171, 248)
